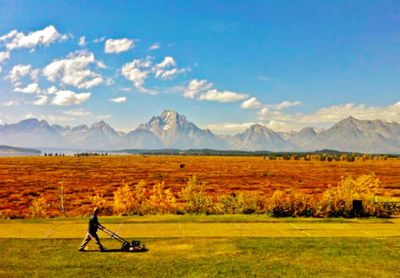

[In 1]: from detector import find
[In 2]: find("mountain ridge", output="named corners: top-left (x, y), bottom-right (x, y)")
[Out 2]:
top-left (0, 111), bottom-right (399, 153)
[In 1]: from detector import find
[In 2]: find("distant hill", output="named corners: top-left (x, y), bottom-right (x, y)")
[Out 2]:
top-left (0, 111), bottom-right (400, 153)
top-left (0, 145), bottom-right (41, 156)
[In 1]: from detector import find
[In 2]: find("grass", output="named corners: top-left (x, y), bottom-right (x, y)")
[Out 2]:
top-left (0, 214), bottom-right (396, 224)
top-left (1, 237), bottom-right (399, 277)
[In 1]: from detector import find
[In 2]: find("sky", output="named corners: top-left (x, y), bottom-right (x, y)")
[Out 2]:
top-left (0, 0), bottom-right (399, 134)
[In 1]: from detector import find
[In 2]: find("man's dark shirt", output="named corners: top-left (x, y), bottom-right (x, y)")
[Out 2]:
top-left (88, 215), bottom-right (99, 234)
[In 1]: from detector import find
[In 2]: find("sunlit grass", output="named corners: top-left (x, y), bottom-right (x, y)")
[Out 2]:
top-left (1, 237), bottom-right (399, 277)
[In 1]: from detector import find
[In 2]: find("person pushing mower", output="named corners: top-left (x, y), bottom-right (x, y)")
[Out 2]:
top-left (78, 207), bottom-right (105, 252)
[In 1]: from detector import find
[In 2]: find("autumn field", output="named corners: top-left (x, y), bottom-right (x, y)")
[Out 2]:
top-left (1, 155), bottom-right (400, 218)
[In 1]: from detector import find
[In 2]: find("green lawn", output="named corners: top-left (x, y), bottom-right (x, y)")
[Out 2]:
top-left (1, 237), bottom-right (399, 277)
top-left (1, 216), bottom-right (399, 277)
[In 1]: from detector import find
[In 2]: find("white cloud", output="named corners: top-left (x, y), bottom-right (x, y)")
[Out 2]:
top-left (97, 114), bottom-right (112, 120)
top-left (93, 37), bottom-right (106, 43)
top-left (33, 95), bottom-right (48, 106)
top-left (0, 30), bottom-right (18, 42)
top-left (2, 25), bottom-right (67, 50)
top-left (153, 56), bottom-right (188, 80)
top-left (0, 51), bottom-right (10, 63)
top-left (13, 83), bottom-right (41, 94)
top-left (155, 67), bottom-right (188, 80)
top-left (0, 51), bottom-right (10, 73)
top-left (121, 58), bottom-right (152, 92)
top-left (266, 120), bottom-right (288, 131)
top-left (198, 89), bottom-right (247, 103)
top-left (273, 101), bottom-right (302, 110)
top-left (3, 100), bottom-right (19, 106)
top-left (109, 96), bottom-right (127, 103)
top-left (51, 90), bottom-right (91, 106)
top-left (240, 99), bottom-right (301, 111)
top-left (78, 36), bottom-right (86, 47)
top-left (63, 109), bottom-right (91, 117)
top-left (240, 97), bottom-right (263, 109)
top-left (156, 56), bottom-right (176, 68)
top-left (205, 122), bottom-right (256, 135)
top-left (119, 87), bottom-right (132, 93)
top-left (43, 50), bottom-right (105, 89)
top-left (25, 113), bottom-right (35, 119)
top-left (46, 86), bottom-right (58, 95)
top-left (121, 56), bottom-right (188, 92)
top-left (256, 100), bottom-right (400, 131)
top-left (46, 114), bottom-right (76, 123)
top-left (184, 79), bottom-right (247, 103)
top-left (104, 38), bottom-right (134, 54)
top-left (5, 64), bottom-right (32, 85)
top-left (149, 42), bottom-right (160, 51)
top-left (184, 79), bottom-right (213, 99)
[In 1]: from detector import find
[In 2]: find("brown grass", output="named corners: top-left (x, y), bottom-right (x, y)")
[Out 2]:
top-left (1, 155), bottom-right (400, 217)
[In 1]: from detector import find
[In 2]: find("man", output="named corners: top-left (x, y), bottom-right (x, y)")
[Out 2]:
top-left (78, 207), bottom-right (105, 252)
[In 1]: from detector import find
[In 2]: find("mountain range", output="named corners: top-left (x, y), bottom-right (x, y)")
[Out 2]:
top-left (0, 110), bottom-right (399, 153)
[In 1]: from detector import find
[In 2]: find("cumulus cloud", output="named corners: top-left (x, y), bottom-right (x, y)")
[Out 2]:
top-left (156, 56), bottom-right (176, 68)
top-left (240, 97), bottom-right (263, 109)
top-left (121, 56), bottom-right (188, 92)
top-left (46, 86), bottom-right (58, 95)
top-left (273, 101), bottom-right (302, 110)
top-left (13, 83), bottom-right (41, 94)
top-left (148, 42), bottom-right (160, 51)
top-left (33, 95), bottom-right (48, 106)
top-left (0, 51), bottom-right (10, 63)
top-left (0, 51), bottom-right (10, 73)
top-left (104, 38), bottom-right (134, 54)
top-left (184, 79), bottom-right (213, 99)
top-left (51, 90), bottom-right (91, 106)
top-left (43, 50), bottom-right (105, 89)
top-left (266, 120), bottom-right (288, 131)
top-left (6, 64), bottom-right (33, 84)
top-left (1, 25), bottom-right (67, 50)
top-left (78, 36), bottom-right (86, 47)
top-left (198, 89), bottom-right (247, 103)
top-left (184, 79), bottom-right (247, 103)
top-left (121, 58), bottom-right (152, 91)
top-left (153, 56), bottom-right (189, 80)
top-left (109, 96), bottom-right (127, 103)
top-left (0, 30), bottom-right (18, 42)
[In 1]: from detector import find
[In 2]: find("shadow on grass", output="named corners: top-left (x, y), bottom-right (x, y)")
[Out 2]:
top-left (80, 249), bottom-right (149, 253)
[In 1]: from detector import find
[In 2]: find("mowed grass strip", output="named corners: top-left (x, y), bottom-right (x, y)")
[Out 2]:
top-left (1, 237), bottom-right (399, 277)
top-left (2, 222), bottom-right (400, 239)
top-left (1, 216), bottom-right (400, 238)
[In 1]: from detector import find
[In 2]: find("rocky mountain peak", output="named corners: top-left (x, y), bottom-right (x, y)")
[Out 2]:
top-left (90, 121), bottom-right (112, 130)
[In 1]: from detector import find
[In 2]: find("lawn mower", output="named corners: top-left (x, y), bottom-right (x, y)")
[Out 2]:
top-left (98, 224), bottom-right (148, 252)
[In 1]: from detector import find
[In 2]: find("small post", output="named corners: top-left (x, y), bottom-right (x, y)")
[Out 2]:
top-left (352, 200), bottom-right (363, 217)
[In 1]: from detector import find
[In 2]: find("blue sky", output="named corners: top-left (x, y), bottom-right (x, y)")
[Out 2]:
top-left (0, 1), bottom-right (399, 133)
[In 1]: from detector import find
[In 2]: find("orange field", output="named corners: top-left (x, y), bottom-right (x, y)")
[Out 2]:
top-left (1, 155), bottom-right (400, 217)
